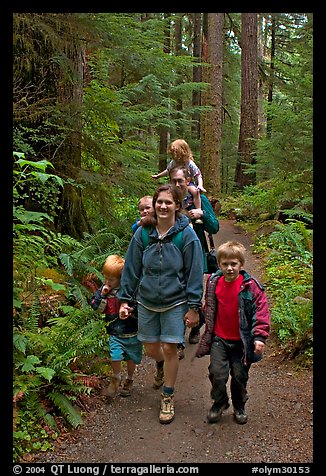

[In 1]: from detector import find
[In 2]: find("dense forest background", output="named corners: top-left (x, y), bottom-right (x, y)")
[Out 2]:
top-left (12, 12), bottom-right (313, 462)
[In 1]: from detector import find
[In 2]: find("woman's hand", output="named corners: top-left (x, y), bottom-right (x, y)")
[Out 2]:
top-left (184, 309), bottom-right (200, 328)
top-left (119, 303), bottom-right (134, 320)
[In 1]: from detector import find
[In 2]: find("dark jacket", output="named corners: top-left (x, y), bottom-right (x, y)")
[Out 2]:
top-left (196, 270), bottom-right (270, 364)
top-left (90, 286), bottom-right (138, 337)
top-left (184, 193), bottom-right (219, 273)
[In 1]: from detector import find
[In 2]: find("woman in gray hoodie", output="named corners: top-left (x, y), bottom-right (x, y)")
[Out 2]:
top-left (118, 183), bottom-right (203, 424)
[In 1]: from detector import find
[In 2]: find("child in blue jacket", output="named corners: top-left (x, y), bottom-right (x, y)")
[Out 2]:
top-left (90, 255), bottom-right (142, 397)
top-left (131, 195), bottom-right (154, 234)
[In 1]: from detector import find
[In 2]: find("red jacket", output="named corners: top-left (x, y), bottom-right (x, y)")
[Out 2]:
top-left (196, 270), bottom-right (270, 365)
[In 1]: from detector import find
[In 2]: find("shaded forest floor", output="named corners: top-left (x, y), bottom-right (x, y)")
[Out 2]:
top-left (33, 220), bottom-right (314, 464)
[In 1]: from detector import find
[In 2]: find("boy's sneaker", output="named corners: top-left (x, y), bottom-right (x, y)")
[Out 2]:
top-left (153, 366), bottom-right (164, 389)
top-left (207, 401), bottom-right (230, 423)
top-left (159, 393), bottom-right (175, 424)
top-left (233, 408), bottom-right (248, 424)
top-left (119, 378), bottom-right (133, 397)
top-left (104, 376), bottom-right (121, 397)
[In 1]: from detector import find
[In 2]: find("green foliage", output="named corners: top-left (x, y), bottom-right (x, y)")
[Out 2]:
top-left (13, 411), bottom-right (58, 462)
top-left (268, 220), bottom-right (312, 266)
top-left (13, 154), bottom-right (64, 220)
top-left (13, 152), bottom-right (109, 461)
top-left (55, 226), bottom-right (132, 310)
top-left (220, 169), bottom-right (312, 225)
top-left (12, 12), bottom-right (313, 458)
top-left (252, 220), bottom-right (313, 366)
top-left (13, 305), bottom-right (107, 461)
top-left (255, 15), bottom-right (312, 182)
top-left (47, 392), bottom-right (83, 428)
top-left (13, 154), bottom-right (66, 303)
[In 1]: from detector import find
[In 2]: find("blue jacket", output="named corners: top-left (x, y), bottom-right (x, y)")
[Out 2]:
top-left (131, 220), bottom-right (140, 234)
top-left (118, 214), bottom-right (203, 310)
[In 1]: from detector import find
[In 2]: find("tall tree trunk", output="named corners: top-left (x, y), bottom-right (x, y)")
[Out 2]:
top-left (201, 13), bottom-right (223, 199)
top-left (55, 39), bottom-right (91, 239)
top-left (192, 13), bottom-right (202, 141)
top-left (13, 14), bottom-right (92, 239)
top-left (234, 13), bottom-right (258, 189)
top-left (257, 14), bottom-right (266, 136)
top-left (158, 13), bottom-right (171, 172)
top-left (267, 14), bottom-right (276, 138)
top-left (200, 13), bottom-right (209, 173)
top-left (175, 13), bottom-right (184, 137)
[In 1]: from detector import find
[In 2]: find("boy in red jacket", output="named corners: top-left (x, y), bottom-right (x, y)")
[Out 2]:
top-left (195, 241), bottom-right (270, 424)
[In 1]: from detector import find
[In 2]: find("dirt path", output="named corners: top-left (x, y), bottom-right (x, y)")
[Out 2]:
top-left (34, 220), bottom-right (313, 464)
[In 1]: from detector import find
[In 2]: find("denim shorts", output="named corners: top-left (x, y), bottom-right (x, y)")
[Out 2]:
top-left (137, 303), bottom-right (187, 343)
top-left (108, 335), bottom-right (143, 364)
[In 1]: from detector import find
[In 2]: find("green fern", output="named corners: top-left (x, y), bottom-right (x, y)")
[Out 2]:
top-left (68, 279), bottom-right (90, 307)
top-left (59, 252), bottom-right (75, 276)
top-left (43, 412), bottom-right (58, 431)
top-left (47, 391), bottom-right (83, 428)
top-left (25, 294), bottom-right (42, 331)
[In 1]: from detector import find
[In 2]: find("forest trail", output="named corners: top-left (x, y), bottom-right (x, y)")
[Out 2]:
top-left (34, 220), bottom-right (313, 464)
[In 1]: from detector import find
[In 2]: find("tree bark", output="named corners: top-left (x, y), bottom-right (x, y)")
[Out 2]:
top-left (158, 13), bottom-right (171, 172)
top-left (235, 13), bottom-right (258, 189)
top-left (55, 38), bottom-right (92, 238)
top-left (192, 13), bottom-right (202, 141)
top-left (201, 13), bottom-right (223, 199)
top-left (200, 13), bottom-right (209, 175)
top-left (257, 14), bottom-right (266, 137)
top-left (175, 13), bottom-right (184, 138)
top-left (267, 15), bottom-right (276, 138)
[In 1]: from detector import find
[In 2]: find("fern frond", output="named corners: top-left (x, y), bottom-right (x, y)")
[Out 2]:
top-left (24, 294), bottom-right (42, 331)
top-left (43, 412), bottom-right (58, 430)
top-left (48, 391), bottom-right (83, 428)
top-left (68, 280), bottom-right (89, 307)
top-left (59, 252), bottom-right (74, 276)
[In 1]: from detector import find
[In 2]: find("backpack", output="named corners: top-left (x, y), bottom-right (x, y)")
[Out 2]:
top-left (141, 227), bottom-right (183, 251)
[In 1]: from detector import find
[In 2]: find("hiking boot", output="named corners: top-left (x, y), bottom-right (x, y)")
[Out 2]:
top-left (177, 343), bottom-right (185, 360)
top-left (233, 408), bottom-right (248, 425)
top-left (153, 365), bottom-right (164, 389)
top-left (159, 393), bottom-right (175, 424)
top-left (189, 329), bottom-right (200, 344)
top-left (207, 401), bottom-right (230, 423)
top-left (119, 378), bottom-right (133, 397)
top-left (104, 375), bottom-right (121, 397)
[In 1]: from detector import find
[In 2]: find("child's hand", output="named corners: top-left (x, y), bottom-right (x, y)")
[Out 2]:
top-left (151, 174), bottom-right (158, 179)
top-left (254, 341), bottom-right (265, 356)
top-left (101, 285), bottom-right (110, 296)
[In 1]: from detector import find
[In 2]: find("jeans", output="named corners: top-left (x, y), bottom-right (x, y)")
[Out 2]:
top-left (208, 336), bottom-right (250, 410)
